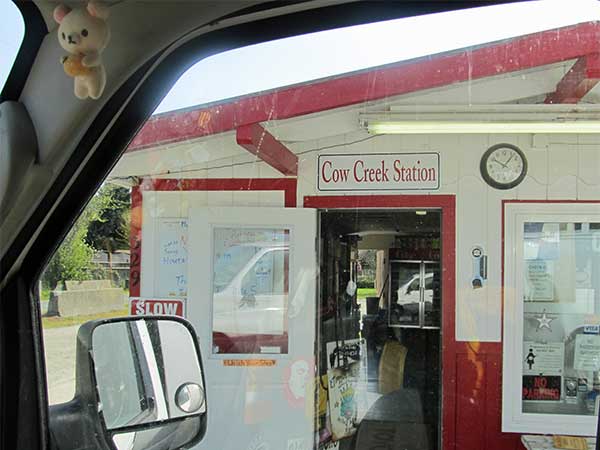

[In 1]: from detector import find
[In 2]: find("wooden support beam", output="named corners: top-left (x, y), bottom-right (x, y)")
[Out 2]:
top-left (545, 54), bottom-right (600, 104)
top-left (236, 123), bottom-right (298, 176)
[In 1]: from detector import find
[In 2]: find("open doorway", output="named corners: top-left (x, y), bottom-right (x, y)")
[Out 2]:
top-left (317, 209), bottom-right (441, 450)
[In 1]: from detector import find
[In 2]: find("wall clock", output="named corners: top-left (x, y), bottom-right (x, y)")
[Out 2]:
top-left (480, 143), bottom-right (527, 190)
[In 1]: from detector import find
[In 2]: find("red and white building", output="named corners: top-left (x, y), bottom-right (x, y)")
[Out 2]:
top-left (114, 21), bottom-right (600, 450)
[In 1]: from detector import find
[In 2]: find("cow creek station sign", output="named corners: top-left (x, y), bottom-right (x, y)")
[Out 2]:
top-left (318, 153), bottom-right (440, 191)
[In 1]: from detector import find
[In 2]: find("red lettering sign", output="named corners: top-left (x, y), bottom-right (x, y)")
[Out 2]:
top-left (522, 375), bottom-right (561, 401)
top-left (318, 153), bottom-right (439, 191)
top-left (129, 298), bottom-right (185, 317)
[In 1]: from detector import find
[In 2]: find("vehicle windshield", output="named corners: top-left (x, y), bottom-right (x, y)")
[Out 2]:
top-left (155, 0), bottom-right (600, 114)
top-left (37, 1), bottom-right (600, 450)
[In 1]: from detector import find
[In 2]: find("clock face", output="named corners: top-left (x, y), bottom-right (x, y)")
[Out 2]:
top-left (480, 144), bottom-right (527, 189)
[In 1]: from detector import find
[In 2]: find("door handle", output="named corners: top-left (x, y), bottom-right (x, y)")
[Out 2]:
top-left (419, 286), bottom-right (425, 327)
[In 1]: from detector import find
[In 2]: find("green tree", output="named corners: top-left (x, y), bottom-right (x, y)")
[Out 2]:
top-left (43, 189), bottom-right (112, 289)
top-left (85, 185), bottom-right (131, 281)
top-left (86, 185), bottom-right (130, 252)
top-left (357, 249), bottom-right (377, 288)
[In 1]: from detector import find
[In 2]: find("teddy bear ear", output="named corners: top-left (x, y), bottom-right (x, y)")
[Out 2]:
top-left (87, 1), bottom-right (110, 20)
top-left (53, 4), bottom-right (71, 24)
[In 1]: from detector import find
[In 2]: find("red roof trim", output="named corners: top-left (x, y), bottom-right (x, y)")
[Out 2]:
top-left (128, 22), bottom-right (600, 152)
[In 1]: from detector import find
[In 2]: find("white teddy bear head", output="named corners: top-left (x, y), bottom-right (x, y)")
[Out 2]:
top-left (54, 2), bottom-right (110, 55)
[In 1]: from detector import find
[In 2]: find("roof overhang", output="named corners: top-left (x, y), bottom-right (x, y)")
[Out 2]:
top-left (128, 21), bottom-right (600, 152)
top-left (115, 22), bottom-right (600, 179)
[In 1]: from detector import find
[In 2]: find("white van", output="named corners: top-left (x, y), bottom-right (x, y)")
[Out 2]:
top-left (396, 272), bottom-right (434, 314)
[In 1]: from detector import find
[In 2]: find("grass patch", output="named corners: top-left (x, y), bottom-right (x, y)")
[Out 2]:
top-left (42, 307), bottom-right (129, 329)
top-left (357, 288), bottom-right (378, 299)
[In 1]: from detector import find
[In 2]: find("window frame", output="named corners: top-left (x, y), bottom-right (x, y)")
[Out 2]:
top-left (502, 201), bottom-right (600, 435)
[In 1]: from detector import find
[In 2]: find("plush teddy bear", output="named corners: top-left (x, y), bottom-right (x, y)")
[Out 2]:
top-left (54, 2), bottom-right (110, 100)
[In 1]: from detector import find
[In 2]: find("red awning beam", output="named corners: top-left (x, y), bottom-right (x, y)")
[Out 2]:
top-left (236, 123), bottom-right (298, 176)
top-left (545, 53), bottom-right (600, 104)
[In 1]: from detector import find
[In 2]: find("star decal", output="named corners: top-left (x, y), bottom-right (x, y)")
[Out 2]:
top-left (535, 310), bottom-right (554, 332)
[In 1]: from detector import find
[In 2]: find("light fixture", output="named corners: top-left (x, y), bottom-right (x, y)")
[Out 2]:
top-left (415, 210), bottom-right (428, 216)
top-left (360, 105), bottom-right (600, 134)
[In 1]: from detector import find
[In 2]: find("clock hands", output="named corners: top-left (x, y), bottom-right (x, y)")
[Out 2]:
top-left (504, 153), bottom-right (515, 166)
top-left (492, 157), bottom-right (508, 168)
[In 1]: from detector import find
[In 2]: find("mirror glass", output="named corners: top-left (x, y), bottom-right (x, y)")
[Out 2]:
top-left (112, 416), bottom-right (202, 450)
top-left (92, 319), bottom-right (206, 430)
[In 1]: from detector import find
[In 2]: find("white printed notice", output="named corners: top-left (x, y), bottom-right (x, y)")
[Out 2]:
top-left (318, 153), bottom-right (439, 191)
top-left (523, 341), bottom-right (564, 375)
top-left (574, 335), bottom-right (600, 371)
top-left (524, 260), bottom-right (554, 302)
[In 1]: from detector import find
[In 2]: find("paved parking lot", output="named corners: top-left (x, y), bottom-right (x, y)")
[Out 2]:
top-left (43, 325), bottom-right (78, 405)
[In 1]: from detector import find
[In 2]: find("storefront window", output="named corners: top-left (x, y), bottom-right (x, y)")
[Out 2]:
top-left (37, 2), bottom-right (600, 448)
top-left (504, 203), bottom-right (600, 436)
top-left (522, 221), bottom-right (600, 413)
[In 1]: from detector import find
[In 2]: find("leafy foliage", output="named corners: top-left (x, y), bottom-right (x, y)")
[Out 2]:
top-left (86, 185), bottom-right (130, 253)
top-left (42, 184), bottom-right (129, 289)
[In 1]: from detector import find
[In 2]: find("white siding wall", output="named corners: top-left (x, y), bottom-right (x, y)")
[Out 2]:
top-left (297, 132), bottom-right (600, 342)
top-left (139, 132), bottom-right (600, 342)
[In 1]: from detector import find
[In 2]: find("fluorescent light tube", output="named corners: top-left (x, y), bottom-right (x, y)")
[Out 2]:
top-left (366, 121), bottom-right (600, 134)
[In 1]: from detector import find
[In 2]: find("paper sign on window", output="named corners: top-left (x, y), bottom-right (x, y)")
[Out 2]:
top-left (524, 260), bottom-right (554, 302)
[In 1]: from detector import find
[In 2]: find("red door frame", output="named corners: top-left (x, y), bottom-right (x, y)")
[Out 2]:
top-left (303, 194), bottom-right (456, 449)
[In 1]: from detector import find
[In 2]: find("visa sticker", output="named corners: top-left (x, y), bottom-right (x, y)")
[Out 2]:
top-left (584, 325), bottom-right (600, 334)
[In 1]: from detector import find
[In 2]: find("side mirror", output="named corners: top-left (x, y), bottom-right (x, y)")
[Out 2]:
top-left (48, 316), bottom-right (207, 450)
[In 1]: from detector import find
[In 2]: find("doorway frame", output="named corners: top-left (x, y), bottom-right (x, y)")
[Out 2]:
top-left (304, 194), bottom-right (456, 450)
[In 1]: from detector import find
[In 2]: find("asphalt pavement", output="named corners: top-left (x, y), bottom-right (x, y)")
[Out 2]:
top-left (43, 325), bottom-right (79, 405)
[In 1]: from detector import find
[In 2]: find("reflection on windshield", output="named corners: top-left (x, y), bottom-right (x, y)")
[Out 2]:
top-left (213, 245), bottom-right (257, 293)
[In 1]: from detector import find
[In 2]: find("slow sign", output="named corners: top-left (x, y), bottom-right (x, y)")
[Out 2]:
top-left (129, 297), bottom-right (185, 317)
top-left (318, 153), bottom-right (439, 191)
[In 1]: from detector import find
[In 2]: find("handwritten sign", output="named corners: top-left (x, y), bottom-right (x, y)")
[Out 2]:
top-left (318, 153), bottom-right (439, 191)
top-left (156, 219), bottom-right (188, 297)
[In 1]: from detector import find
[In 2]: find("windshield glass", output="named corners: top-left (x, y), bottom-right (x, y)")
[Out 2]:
top-left (156, 0), bottom-right (600, 114)
top-left (38, 1), bottom-right (600, 450)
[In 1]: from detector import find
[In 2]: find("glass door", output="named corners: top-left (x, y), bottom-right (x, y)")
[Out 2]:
top-left (423, 261), bottom-right (441, 329)
top-left (390, 260), bottom-right (441, 328)
top-left (389, 260), bottom-right (422, 327)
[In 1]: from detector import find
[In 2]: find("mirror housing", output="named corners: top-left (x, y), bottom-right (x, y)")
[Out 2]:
top-left (48, 316), bottom-right (207, 450)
